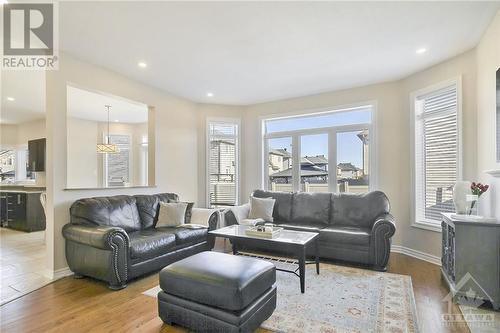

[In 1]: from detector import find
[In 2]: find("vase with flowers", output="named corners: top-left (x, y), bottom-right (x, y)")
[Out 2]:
top-left (468, 182), bottom-right (489, 215)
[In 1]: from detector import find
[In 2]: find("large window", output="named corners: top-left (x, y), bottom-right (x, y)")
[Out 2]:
top-left (412, 80), bottom-right (461, 230)
top-left (207, 119), bottom-right (240, 208)
top-left (263, 105), bottom-right (374, 194)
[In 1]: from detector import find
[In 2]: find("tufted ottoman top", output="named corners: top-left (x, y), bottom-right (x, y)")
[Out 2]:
top-left (159, 251), bottom-right (275, 311)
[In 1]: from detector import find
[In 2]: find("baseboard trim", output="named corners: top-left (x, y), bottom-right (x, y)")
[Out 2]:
top-left (42, 267), bottom-right (73, 280)
top-left (391, 245), bottom-right (441, 266)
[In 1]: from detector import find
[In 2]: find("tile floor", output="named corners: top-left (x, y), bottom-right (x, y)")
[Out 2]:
top-left (0, 228), bottom-right (53, 305)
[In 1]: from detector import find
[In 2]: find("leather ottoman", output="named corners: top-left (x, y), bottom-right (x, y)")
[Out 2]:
top-left (158, 251), bottom-right (276, 333)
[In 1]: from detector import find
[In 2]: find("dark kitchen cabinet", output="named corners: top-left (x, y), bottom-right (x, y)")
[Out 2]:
top-left (2, 192), bottom-right (45, 232)
top-left (0, 192), bottom-right (7, 226)
top-left (28, 138), bottom-right (46, 172)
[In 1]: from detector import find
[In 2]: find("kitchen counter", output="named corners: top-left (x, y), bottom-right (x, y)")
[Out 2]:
top-left (0, 185), bottom-right (46, 193)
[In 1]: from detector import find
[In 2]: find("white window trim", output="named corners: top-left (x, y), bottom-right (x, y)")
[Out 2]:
top-left (260, 101), bottom-right (378, 193)
top-left (206, 117), bottom-right (241, 208)
top-left (410, 77), bottom-right (463, 233)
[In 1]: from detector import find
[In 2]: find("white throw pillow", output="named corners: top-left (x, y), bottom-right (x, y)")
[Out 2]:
top-left (230, 203), bottom-right (250, 224)
top-left (248, 196), bottom-right (275, 222)
top-left (156, 202), bottom-right (188, 227)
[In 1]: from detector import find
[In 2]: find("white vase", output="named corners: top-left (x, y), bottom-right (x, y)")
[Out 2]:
top-left (453, 181), bottom-right (472, 214)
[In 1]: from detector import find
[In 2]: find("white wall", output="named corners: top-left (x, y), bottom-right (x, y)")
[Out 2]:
top-left (46, 52), bottom-right (199, 271)
top-left (477, 11), bottom-right (500, 219)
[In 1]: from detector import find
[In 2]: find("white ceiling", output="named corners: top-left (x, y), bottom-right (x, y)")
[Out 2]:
top-left (59, 1), bottom-right (499, 105)
top-left (67, 86), bottom-right (148, 123)
top-left (1, 71), bottom-right (45, 124)
top-left (2, 1), bottom-right (499, 124)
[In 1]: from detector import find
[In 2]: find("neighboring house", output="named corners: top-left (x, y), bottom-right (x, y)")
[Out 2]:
top-left (268, 148), bottom-right (292, 175)
top-left (337, 162), bottom-right (361, 179)
top-left (209, 139), bottom-right (237, 206)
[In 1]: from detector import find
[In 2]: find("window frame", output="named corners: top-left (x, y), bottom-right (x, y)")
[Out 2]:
top-left (410, 77), bottom-right (463, 233)
top-left (103, 133), bottom-right (132, 187)
top-left (206, 117), bottom-right (241, 208)
top-left (261, 101), bottom-right (377, 193)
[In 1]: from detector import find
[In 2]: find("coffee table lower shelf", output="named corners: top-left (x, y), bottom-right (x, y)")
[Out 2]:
top-left (236, 250), bottom-right (320, 279)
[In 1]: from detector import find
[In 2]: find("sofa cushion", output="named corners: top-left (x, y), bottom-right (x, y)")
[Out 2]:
top-left (129, 229), bottom-right (176, 260)
top-left (160, 251), bottom-right (276, 311)
top-left (134, 193), bottom-right (179, 229)
top-left (70, 195), bottom-right (141, 232)
top-left (290, 192), bottom-right (331, 225)
top-left (319, 226), bottom-right (371, 246)
top-left (252, 190), bottom-right (293, 222)
top-left (330, 191), bottom-right (390, 228)
top-left (157, 226), bottom-right (208, 246)
top-left (278, 222), bottom-right (325, 233)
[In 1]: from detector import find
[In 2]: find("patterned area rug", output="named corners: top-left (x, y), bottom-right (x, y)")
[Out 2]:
top-left (143, 263), bottom-right (419, 333)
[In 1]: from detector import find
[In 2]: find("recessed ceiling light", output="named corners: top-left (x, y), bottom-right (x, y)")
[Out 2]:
top-left (114, 120), bottom-right (119, 122)
top-left (6, 97), bottom-right (15, 101)
top-left (416, 48), bottom-right (427, 54)
top-left (206, 92), bottom-right (214, 97)
top-left (138, 61), bottom-right (147, 68)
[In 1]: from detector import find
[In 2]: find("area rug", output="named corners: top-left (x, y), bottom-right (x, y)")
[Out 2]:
top-left (143, 263), bottom-right (419, 333)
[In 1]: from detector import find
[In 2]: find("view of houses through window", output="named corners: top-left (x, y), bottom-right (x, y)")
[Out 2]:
top-left (208, 121), bottom-right (239, 208)
top-left (265, 106), bottom-right (373, 193)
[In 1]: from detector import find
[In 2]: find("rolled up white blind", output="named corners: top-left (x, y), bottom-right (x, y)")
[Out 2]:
top-left (415, 84), bottom-right (458, 223)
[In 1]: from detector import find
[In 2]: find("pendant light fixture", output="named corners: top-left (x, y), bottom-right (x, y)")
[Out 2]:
top-left (97, 105), bottom-right (119, 153)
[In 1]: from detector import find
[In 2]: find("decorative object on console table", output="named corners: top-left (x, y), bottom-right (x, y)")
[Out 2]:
top-left (468, 182), bottom-right (489, 215)
top-left (441, 213), bottom-right (500, 310)
top-left (452, 181), bottom-right (471, 214)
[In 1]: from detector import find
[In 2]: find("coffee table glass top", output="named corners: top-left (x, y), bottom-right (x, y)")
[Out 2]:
top-left (209, 225), bottom-right (318, 245)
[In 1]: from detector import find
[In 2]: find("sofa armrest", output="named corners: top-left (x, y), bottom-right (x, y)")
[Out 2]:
top-left (223, 203), bottom-right (250, 226)
top-left (370, 213), bottom-right (396, 270)
top-left (62, 223), bottom-right (129, 289)
top-left (62, 224), bottom-right (129, 250)
top-left (190, 208), bottom-right (219, 230)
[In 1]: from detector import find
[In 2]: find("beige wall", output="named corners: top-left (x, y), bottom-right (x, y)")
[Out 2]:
top-left (46, 52), bottom-right (199, 272)
top-left (241, 49), bottom-right (479, 258)
top-left (477, 11), bottom-right (500, 219)
top-left (67, 117), bottom-right (99, 188)
top-left (0, 119), bottom-right (46, 147)
top-left (45, 12), bottom-right (499, 274)
top-left (243, 82), bottom-right (405, 248)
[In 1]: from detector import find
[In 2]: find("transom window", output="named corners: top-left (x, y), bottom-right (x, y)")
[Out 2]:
top-left (263, 105), bottom-right (375, 194)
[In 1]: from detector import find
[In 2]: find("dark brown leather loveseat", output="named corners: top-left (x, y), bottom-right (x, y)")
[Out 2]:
top-left (62, 193), bottom-right (218, 289)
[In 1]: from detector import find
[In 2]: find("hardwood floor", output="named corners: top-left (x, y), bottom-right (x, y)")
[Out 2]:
top-left (0, 241), bottom-right (469, 333)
